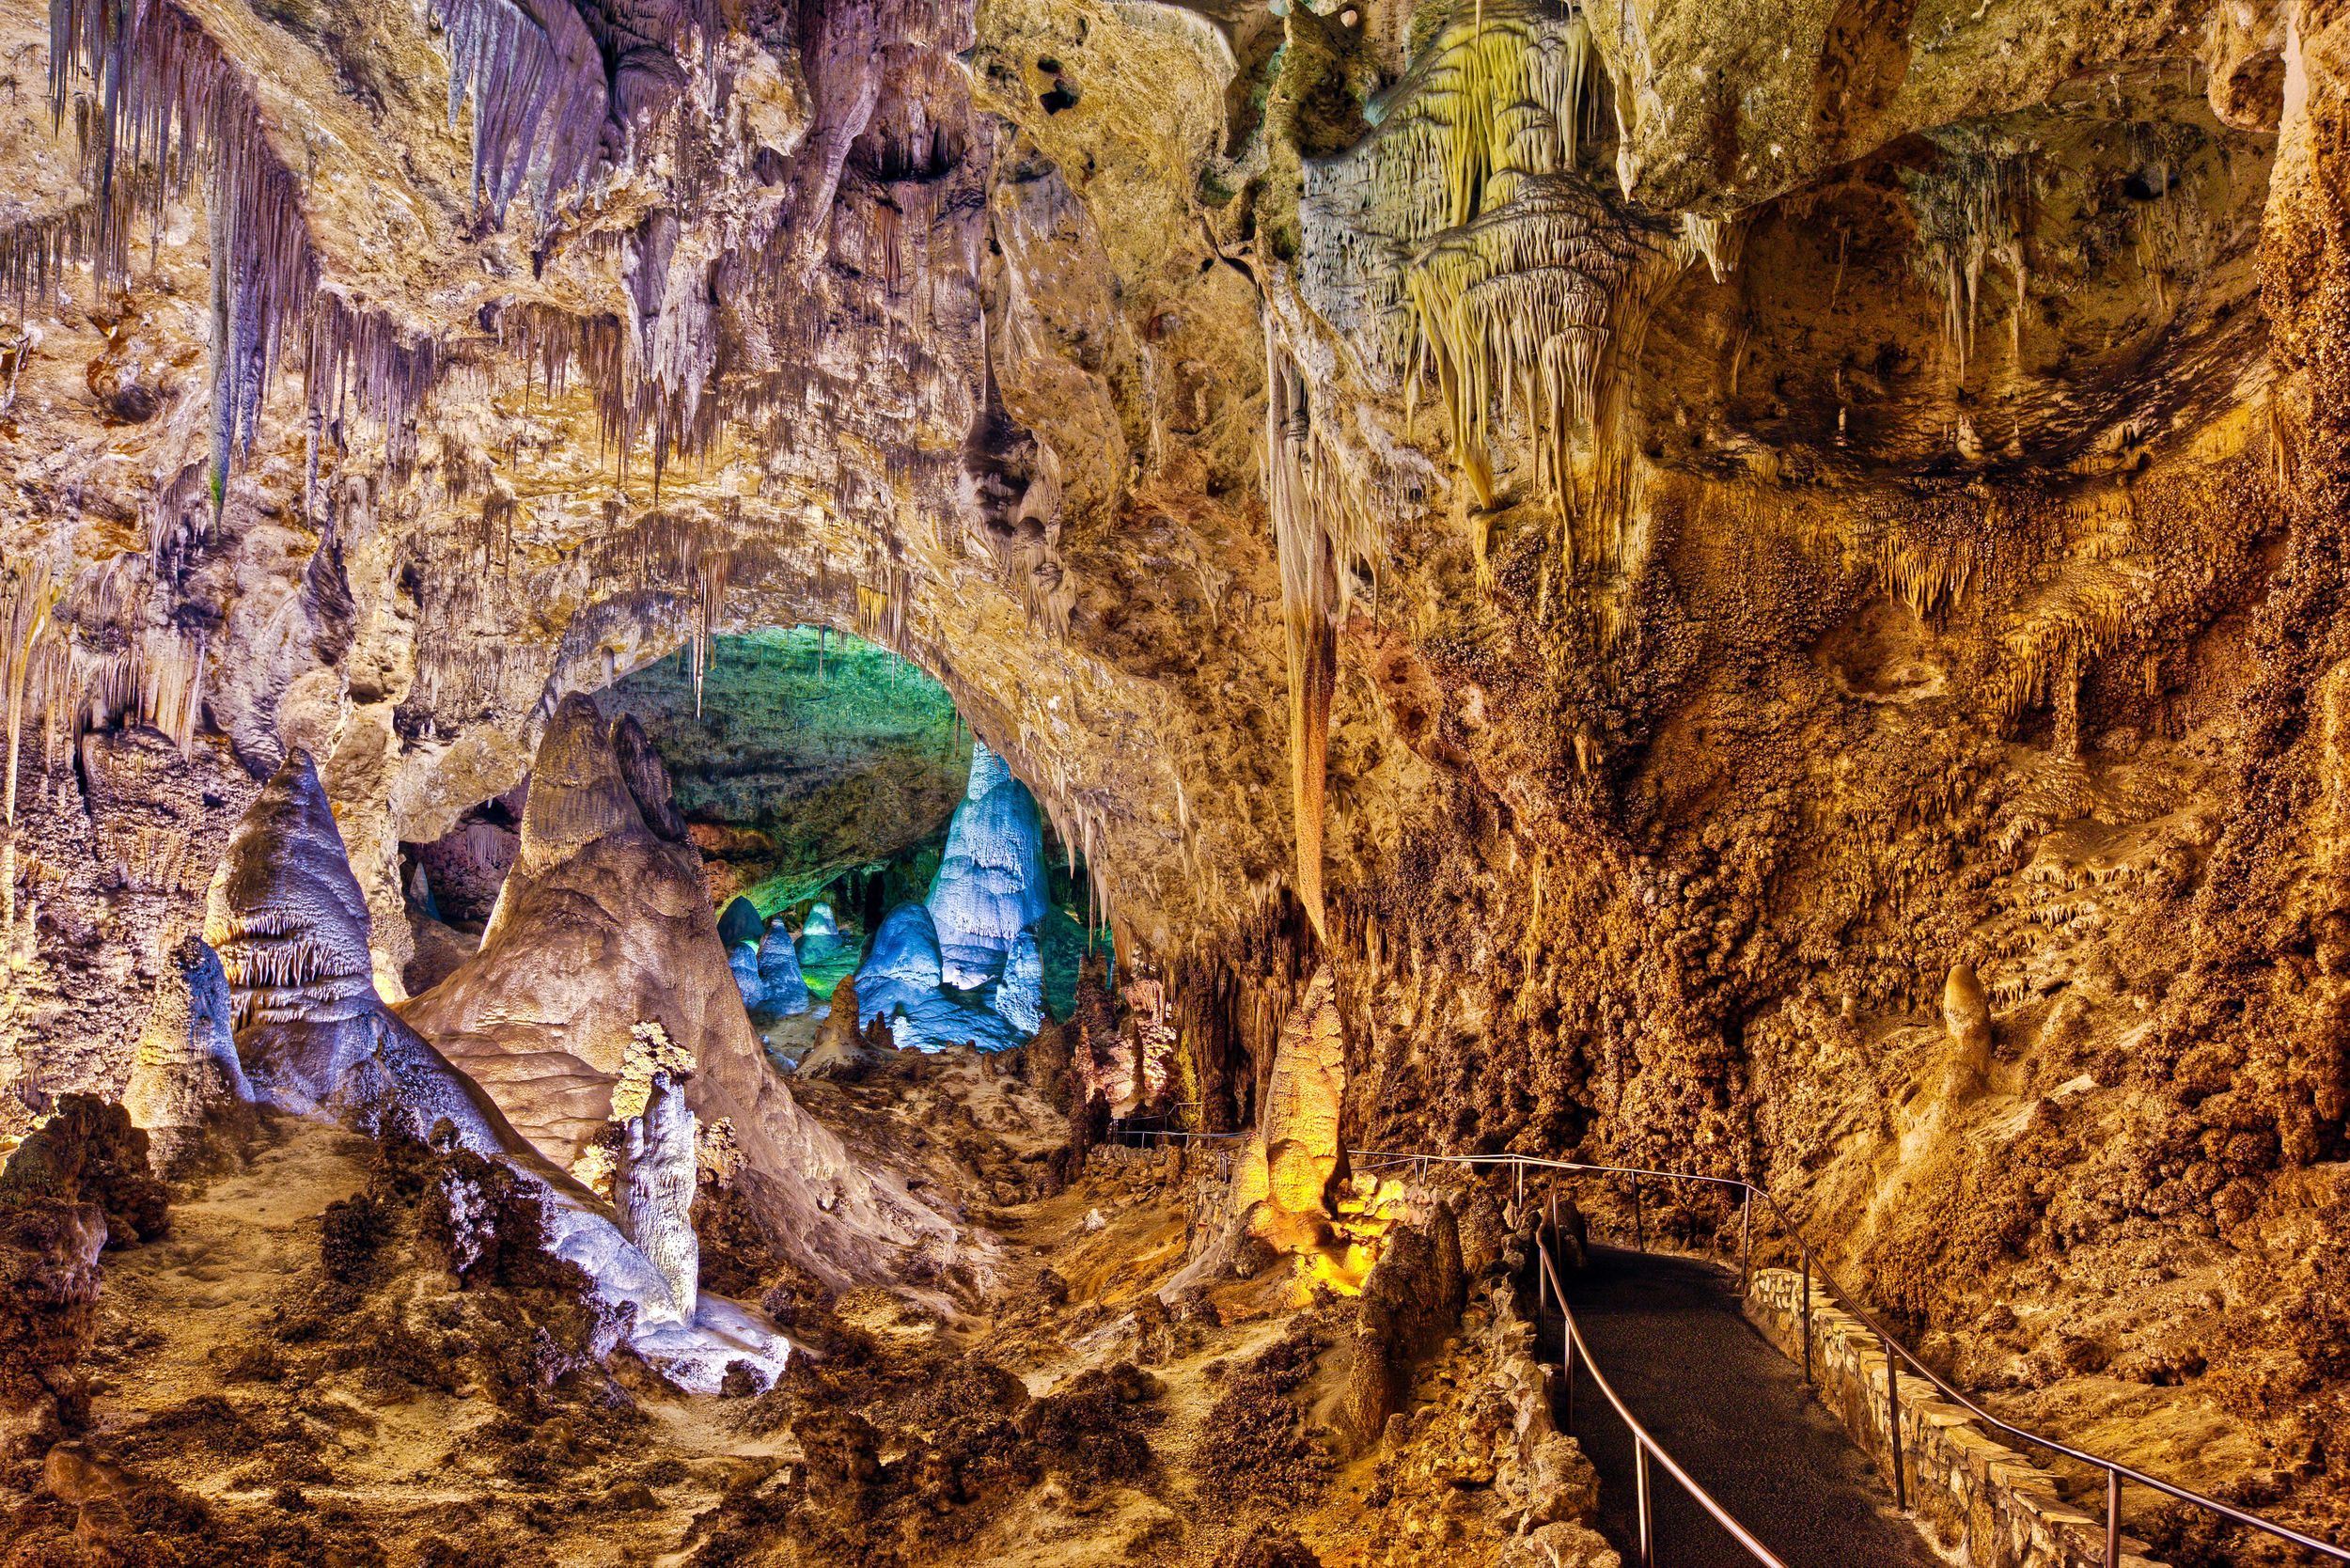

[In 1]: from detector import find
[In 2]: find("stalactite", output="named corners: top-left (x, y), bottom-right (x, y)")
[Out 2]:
top-left (1676, 211), bottom-right (1743, 283)
top-left (691, 548), bottom-right (729, 715)
top-left (1, 559), bottom-right (59, 941)
top-left (1374, 0), bottom-right (1595, 240)
top-left (429, 0), bottom-right (610, 222)
top-left (1901, 124), bottom-right (2037, 379)
top-left (2123, 120), bottom-right (2206, 319)
top-left (0, 193), bottom-right (112, 323)
top-left (1265, 324), bottom-right (1335, 943)
top-left (138, 628), bottom-right (204, 756)
top-left (1401, 176), bottom-right (1675, 560)
top-left (2, 560), bottom-right (59, 832)
top-left (51, 0), bottom-right (442, 494)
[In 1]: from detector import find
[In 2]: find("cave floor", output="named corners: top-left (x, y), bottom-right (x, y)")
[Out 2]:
top-left (28, 1066), bottom-right (1559, 1566)
top-left (1556, 1247), bottom-right (1935, 1568)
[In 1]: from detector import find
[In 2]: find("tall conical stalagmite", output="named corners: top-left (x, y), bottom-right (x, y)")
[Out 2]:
top-left (121, 934), bottom-right (251, 1175)
top-left (401, 691), bottom-right (976, 1291)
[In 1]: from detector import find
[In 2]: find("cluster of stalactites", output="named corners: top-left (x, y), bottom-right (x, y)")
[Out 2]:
top-left (0, 190), bottom-right (110, 329)
top-left (430, 0), bottom-right (611, 224)
top-left (48, 0), bottom-right (440, 511)
top-left (1400, 174), bottom-right (1669, 556)
top-left (0, 554), bottom-right (213, 834)
top-left (1903, 123), bottom-right (2038, 379)
top-left (1304, 1), bottom-right (1731, 579)
top-left (1373, 0), bottom-right (1599, 245)
top-left (579, 502), bottom-right (741, 713)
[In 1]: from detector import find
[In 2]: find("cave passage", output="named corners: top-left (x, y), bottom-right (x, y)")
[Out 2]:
top-left (597, 627), bottom-right (1105, 1058)
top-left (1554, 1247), bottom-right (1936, 1568)
top-left (8, 0), bottom-right (2343, 1558)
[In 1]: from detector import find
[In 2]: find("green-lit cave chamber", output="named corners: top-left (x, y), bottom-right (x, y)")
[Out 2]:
top-left (399, 627), bottom-right (1109, 1064)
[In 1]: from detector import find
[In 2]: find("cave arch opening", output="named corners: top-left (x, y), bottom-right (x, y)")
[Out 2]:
top-left (401, 623), bottom-right (1111, 1062)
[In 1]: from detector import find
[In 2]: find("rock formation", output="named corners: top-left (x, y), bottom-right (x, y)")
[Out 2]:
top-left (927, 743), bottom-right (1052, 989)
top-left (5, 0), bottom-right (2349, 1541)
top-left (616, 1068), bottom-right (700, 1328)
top-left (119, 934), bottom-right (251, 1175)
top-left (1259, 966), bottom-right (1347, 1247)
top-left (758, 917), bottom-right (812, 1017)
top-left (1939, 961), bottom-right (1995, 1103)
top-left (799, 973), bottom-right (886, 1082)
top-left (0, 1097), bottom-right (169, 1440)
top-left (854, 899), bottom-right (1029, 1053)
top-left (796, 902), bottom-right (845, 970)
top-left (716, 896), bottom-right (764, 951)
top-left (995, 930), bottom-right (1045, 1037)
top-left (1330, 1202), bottom-right (1466, 1453)
top-left (201, 745), bottom-right (783, 1384)
top-left (203, 752), bottom-right (512, 1150)
top-left (400, 692), bottom-right (976, 1290)
top-left (728, 942), bottom-right (766, 1013)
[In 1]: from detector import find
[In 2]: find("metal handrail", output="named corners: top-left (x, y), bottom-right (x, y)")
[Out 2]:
top-left (1347, 1147), bottom-right (2350, 1566)
top-left (1536, 1206), bottom-right (1789, 1567)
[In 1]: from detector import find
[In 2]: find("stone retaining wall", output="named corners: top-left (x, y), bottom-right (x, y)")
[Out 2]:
top-left (1744, 1268), bottom-right (2164, 1568)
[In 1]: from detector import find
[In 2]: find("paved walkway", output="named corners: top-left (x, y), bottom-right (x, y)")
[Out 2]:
top-left (1546, 1246), bottom-right (1938, 1568)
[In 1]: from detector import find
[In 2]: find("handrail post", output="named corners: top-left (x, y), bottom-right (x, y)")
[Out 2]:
top-left (1887, 1337), bottom-right (1907, 1511)
top-left (1636, 1441), bottom-right (1655, 1568)
top-left (1800, 1253), bottom-right (1812, 1385)
top-left (1739, 1189), bottom-right (1752, 1296)
top-left (2106, 1467), bottom-right (2122, 1565)
top-left (1515, 1160), bottom-right (1524, 1207)
top-left (1632, 1172), bottom-right (1643, 1251)
top-left (1562, 1319), bottom-right (1575, 1434)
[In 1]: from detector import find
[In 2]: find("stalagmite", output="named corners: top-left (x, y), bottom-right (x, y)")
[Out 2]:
top-left (197, 749), bottom-right (779, 1382)
top-left (616, 1069), bottom-right (700, 1328)
top-left (1940, 961), bottom-right (1994, 1102)
top-left (854, 899), bottom-right (1029, 1053)
top-left (926, 741), bottom-right (1051, 988)
top-left (121, 934), bottom-right (252, 1175)
top-left (728, 944), bottom-right (765, 1012)
top-left (995, 929), bottom-right (1044, 1037)
top-left (1257, 964), bottom-right (1345, 1245)
top-left (792, 899), bottom-right (838, 956)
top-left (757, 918), bottom-right (811, 1016)
top-left (399, 692), bottom-right (977, 1294)
top-left (800, 973), bottom-right (885, 1080)
top-left (203, 750), bottom-right (510, 1144)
